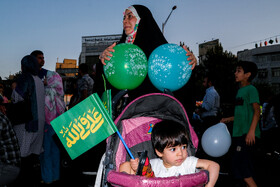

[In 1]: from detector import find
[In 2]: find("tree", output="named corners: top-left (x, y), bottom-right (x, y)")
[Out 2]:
top-left (195, 43), bottom-right (238, 115)
top-left (254, 82), bottom-right (275, 104)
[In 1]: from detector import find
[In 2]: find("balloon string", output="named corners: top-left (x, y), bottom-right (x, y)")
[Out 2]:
top-left (102, 74), bottom-right (107, 91)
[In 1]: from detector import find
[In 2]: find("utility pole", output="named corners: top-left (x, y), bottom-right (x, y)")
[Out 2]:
top-left (162, 6), bottom-right (177, 35)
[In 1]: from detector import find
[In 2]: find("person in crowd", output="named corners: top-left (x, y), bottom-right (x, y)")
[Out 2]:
top-left (273, 93), bottom-right (280, 126)
top-left (68, 78), bottom-right (79, 109)
top-left (40, 71), bottom-right (65, 185)
top-left (261, 94), bottom-right (278, 131)
top-left (91, 63), bottom-right (97, 94)
top-left (221, 61), bottom-right (260, 187)
top-left (120, 120), bottom-right (220, 187)
top-left (11, 80), bottom-right (17, 91)
top-left (97, 5), bottom-right (197, 102)
top-left (0, 103), bottom-right (21, 186)
top-left (11, 55), bottom-right (45, 186)
top-left (67, 63), bottom-right (96, 178)
top-left (0, 95), bottom-right (5, 116)
top-left (30, 50), bottom-right (48, 81)
top-left (199, 74), bottom-right (220, 131)
top-left (260, 94), bottom-right (279, 157)
top-left (71, 63), bottom-right (94, 107)
top-left (0, 82), bottom-right (9, 104)
top-left (0, 83), bottom-right (8, 116)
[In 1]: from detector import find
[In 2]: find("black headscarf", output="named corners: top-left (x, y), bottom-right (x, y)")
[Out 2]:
top-left (16, 55), bottom-right (39, 97)
top-left (21, 55), bottom-right (39, 76)
top-left (95, 5), bottom-right (196, 119)
top-left (15, 55), bottom-right (40, 132)
top-left (119, 5), bottom-right (196, 118)
top-left (97, 5), bottom-right (167, 96)
top-left (119, 5), bottom-right (168, 58)
top-left (120, 5), bottom-right (169, 98)
top-left (97, 5), bottom-right (170, 110)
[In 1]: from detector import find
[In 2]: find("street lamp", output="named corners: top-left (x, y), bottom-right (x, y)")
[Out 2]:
top-left (162, 5), bottom-right (177, 34)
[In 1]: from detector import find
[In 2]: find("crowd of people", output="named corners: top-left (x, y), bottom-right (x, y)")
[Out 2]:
top-left (0, 4), bottom-right (279, 187)
top-left (0, 50), bottom-right (95, 186)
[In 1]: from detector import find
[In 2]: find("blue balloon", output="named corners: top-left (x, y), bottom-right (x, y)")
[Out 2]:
top-left (148, 43), bottom-right (192, 92)
top-left (201, 123), bottom-right (232, 157)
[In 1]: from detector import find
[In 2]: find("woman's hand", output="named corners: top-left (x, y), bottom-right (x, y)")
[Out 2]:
top-left (99, 42), bottom-right (117, 65)
top-left (183, 45), bottom-right (197, 70)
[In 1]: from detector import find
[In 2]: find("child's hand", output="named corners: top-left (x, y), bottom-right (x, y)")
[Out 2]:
top-left (220, 118), bottom-right (228, 123)
top-left (130, 158), bottom-right (139, 173)
top-left (246, 129), bottom-right (255, 146)
top-left (220, 117), bottom-right (234, 124)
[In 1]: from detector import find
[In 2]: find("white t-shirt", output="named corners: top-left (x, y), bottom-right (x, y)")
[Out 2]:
top-left (150, 156), bottom-right (198, 178)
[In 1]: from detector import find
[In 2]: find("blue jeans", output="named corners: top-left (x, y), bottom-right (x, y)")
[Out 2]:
top-left (40, 124), bottom-right (60, 183)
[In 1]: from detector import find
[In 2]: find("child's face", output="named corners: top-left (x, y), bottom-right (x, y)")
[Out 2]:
top-left (235, 66), bottom-right (250, 83)
top-left (156, 144), bottom-right (188, 168)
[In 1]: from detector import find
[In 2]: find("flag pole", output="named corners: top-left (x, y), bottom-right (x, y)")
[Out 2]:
top-left (116, 131), bottom-right (135, 159)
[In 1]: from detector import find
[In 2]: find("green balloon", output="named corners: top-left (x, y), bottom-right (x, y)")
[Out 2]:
top-left (104, 43), bottom-right (148, 90)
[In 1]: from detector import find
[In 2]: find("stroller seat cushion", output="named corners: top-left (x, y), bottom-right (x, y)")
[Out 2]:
top-left (107, 169), bottom-right (209, 187)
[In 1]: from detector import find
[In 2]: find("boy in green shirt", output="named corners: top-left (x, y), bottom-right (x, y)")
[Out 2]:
top-left (221, 61), bottom-right (260, 187)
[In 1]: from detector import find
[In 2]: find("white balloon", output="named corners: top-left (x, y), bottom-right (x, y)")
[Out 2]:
top-left (201, 123), bottom-right (232, 157)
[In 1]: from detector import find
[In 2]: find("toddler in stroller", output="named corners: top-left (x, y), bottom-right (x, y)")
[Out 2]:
top-left (95, 93), bottom-right (219, 187)
top-left (120, 120), bottom-right (219, 187)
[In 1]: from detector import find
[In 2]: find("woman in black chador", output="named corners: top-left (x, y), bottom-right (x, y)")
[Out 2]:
top-left (97, 5), bottom-right (197, 112)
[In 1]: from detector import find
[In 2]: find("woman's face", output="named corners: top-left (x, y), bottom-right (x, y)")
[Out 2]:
top-left (123, 9), bottom-right (137, 35)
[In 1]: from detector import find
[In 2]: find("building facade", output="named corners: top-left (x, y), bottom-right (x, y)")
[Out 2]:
top-left (56, 58), bottom-right (78, 77)
top-left (198, 39), bottom-right (219, 64)
top-left (237, 44), bottom-right (280, 93)
top-left (79, 34), bottom-right (122, 74)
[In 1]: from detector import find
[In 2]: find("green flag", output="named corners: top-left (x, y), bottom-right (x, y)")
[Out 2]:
top-left (101, 89), bottom-right (112, 118)
top-left (51, 93), bottom-right (117, 160)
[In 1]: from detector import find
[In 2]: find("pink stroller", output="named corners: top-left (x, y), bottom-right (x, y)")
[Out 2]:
top-left (95, 93), bottom-right (209, 187)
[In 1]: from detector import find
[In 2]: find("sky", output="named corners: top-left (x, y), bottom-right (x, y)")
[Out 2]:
top-left (0, 0), bottom-right (280, 79)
